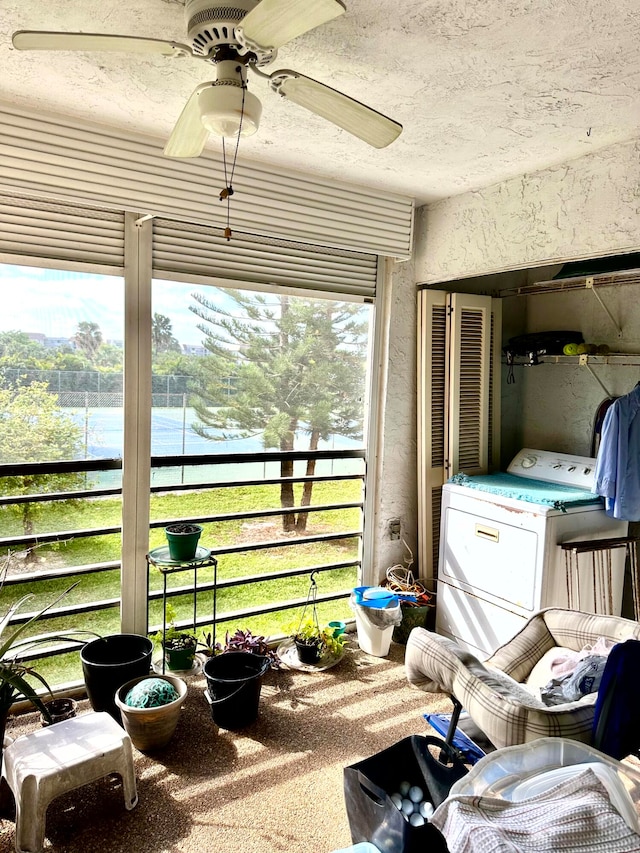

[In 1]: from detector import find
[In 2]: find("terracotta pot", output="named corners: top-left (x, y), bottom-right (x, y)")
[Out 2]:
top-left (115, 674), bottom-right (187, 751)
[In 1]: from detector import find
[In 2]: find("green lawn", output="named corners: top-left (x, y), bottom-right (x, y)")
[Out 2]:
top-left (0, 479), bottom-right (362, 687)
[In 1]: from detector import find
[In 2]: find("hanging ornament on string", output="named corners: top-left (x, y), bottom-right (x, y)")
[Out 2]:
top-left (218, 80), bottom-right (246, 242)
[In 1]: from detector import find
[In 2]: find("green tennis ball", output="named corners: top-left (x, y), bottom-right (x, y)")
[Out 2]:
top-left (563, 342), bottom-right (579, 355)
top-left (576, 343), bottom-right (588, 354)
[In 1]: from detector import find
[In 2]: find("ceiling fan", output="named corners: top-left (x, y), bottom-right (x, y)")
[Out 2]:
top-left (12, 0), bottom-right (403, 158)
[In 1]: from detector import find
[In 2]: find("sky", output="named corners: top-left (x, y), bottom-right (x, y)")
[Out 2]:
top-left (0, 264), bottom-right (230, 346)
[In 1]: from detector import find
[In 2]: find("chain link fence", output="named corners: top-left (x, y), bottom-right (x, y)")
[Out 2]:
top-left (2, 369), bottom-right (197, 408)
top-left (55, 392), bottom-right (189, 408)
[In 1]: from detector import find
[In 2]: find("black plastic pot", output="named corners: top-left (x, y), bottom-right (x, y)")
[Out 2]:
top-left (81, 634), bottom-right (153, 722)
top-left (40, 697), bottom-right (78, 727)
top-left (295, 638), bottom-right (321, 664)
top-left (164, 639), bottom-right (196, 672)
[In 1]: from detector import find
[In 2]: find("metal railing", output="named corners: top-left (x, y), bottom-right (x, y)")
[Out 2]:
top-left (0, 449), bottom-right (366, 667)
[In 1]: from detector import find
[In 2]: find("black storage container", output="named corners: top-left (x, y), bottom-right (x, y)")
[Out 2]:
top-left (344, 735), bottom-right (468, 853)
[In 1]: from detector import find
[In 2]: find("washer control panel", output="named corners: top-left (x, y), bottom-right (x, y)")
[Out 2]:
top-left (507, 448), bottom-right (597, 489)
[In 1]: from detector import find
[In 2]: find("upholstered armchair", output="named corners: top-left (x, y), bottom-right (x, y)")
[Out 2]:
top-left (405, 608), bottom-right (640, 750)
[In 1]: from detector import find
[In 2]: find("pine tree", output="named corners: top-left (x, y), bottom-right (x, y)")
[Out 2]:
top-left (190, 290), bottom-right (368, 532)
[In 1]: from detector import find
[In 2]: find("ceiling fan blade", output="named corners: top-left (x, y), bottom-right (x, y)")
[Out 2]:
top-left (238, 0), bottom-right (345, 51)
top-left (269, 71), bottom-right (402, 149)
top-left (163, 85), bottom-right (210, 158)
top-left (12, 31), bottom-right (192, 57)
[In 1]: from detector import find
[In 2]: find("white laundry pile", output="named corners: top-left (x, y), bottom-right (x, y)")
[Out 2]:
top-left (432, 768), bottom-right (640, 853)
top-left (540, 636), bottom-right (616, 706)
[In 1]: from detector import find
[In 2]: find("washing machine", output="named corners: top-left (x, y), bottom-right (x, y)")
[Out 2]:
top-left (436, 448), bottom-right (629, 659)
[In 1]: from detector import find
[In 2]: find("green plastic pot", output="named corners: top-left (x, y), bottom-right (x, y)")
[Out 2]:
top-left (164, 641), bottom-right (196, 672)
top-left (164, 523), bottom-right (203, 561)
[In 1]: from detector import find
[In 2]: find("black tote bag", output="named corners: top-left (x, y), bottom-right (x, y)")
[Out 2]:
top-left (343, 735), bottom-right (468, 853)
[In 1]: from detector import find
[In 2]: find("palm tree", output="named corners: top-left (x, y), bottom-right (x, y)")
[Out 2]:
top-left (152, 313), bottom-right (181, 355)
top-left (73, 321), bottom-right (103, 362)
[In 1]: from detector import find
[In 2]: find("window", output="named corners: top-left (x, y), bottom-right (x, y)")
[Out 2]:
top-left (0, 263), bottom-right (125, 684)
top-left (147, 280), bottom-right (372, 644)
top-left (0, 218), bottom-right (378, 690)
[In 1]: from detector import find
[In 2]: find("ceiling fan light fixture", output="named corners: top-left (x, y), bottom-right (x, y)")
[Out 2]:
top-left (199, 84), bottom-right (262, 138)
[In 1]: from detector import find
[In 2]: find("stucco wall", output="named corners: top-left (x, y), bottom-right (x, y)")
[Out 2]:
top-left (415, 137), bottom-right (640, 284)
top-left (368, 257), bottom-right (418, 584)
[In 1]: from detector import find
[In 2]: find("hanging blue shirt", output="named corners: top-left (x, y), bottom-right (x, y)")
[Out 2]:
top-left (593, 385), bottom-right (640, 520)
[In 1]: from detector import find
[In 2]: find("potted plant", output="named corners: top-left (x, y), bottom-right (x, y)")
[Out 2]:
top-left (162, 629), bottom-right (197, 672)
top-left (164, 522), bottom-right (203, 562)
top-left (210, 628), bottom-right (280, 668)
top-left (293, 618), bottom-right (346, 664)
top-left (196, 629), bottom-right (216, 660)
top-left (291, 571), bottom-right (347, 664)
top-left (0, 574), bottom-right (98, 770)
top-left (151, 604), bottom-right (197, 672)
top-left (40, 696), bottom-right (78, 727)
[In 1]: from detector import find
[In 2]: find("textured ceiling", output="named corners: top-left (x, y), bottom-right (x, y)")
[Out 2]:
top-left (1, 0), bottom-right (639, 205)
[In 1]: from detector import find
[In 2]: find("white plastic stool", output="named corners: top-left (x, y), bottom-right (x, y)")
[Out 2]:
top-left (1, 711), bottom-right (138, 853)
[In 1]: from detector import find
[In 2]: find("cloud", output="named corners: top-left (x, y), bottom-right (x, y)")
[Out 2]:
top-left (2, 265), bottom-right (230, 346)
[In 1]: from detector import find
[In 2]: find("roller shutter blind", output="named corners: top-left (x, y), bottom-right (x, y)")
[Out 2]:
top-left (152, 218), bottom-right (378, 298)
top-left (0, 103), bottom-right (414, 260)
top-left (0, 191), bottom-right (125, 272)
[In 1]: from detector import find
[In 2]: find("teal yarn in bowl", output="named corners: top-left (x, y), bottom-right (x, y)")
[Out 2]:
top-left (125, 677), bottom-right (179, 708)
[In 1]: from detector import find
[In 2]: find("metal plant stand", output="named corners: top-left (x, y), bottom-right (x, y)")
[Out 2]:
top-left (146, 545), bottom-right (218, 674)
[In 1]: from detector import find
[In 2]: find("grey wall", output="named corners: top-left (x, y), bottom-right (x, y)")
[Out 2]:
top-left (508, 285), bottom-right (640, 458)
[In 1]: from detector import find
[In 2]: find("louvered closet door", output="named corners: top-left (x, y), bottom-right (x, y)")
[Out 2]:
top-left (447, 292), bottom-right (493, 477)
top-left (417, 290), bottom-right (448, 580)
top-left (417, 290), bottom-right (500, 581)
top-left (487, 297), bottom-right (502, 472)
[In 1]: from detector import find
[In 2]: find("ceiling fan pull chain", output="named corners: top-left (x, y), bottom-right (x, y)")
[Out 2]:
top-left (218, 81), bottom-right (246, 242)
top-left (219, 136), bottom-right (233, 239)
